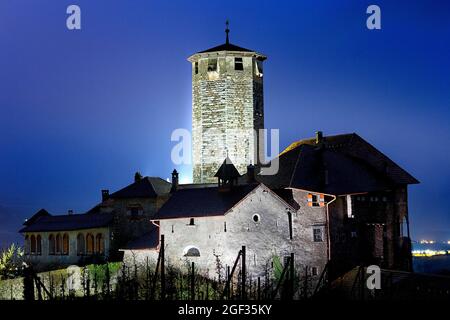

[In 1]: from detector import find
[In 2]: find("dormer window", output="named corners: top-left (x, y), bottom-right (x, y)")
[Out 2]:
top-left (207, 58), bottom-right (217, 72)
top-left (234, 57), bottom-right (243, 70)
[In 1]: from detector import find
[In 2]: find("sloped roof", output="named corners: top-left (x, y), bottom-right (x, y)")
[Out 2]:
top-left (121, 224), bottom-right (159, 250)
top-left (199, 42), bottom-right (254, 53)
top-left (19, 212), bottom-right (114, 233)
top-left (23, 209), bottom-right (50, 226)
top-left (110, 177), bottom-right (171, 199)
top-left (214, 157), bottom-right (241, 180)
top-left (153, 184), bottom-right (259, 220)
top-left (258, 133), bottom-right (419, 195)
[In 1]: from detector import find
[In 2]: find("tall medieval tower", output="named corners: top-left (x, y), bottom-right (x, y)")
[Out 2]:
top-left (188, 23), bottom-right (267, 183)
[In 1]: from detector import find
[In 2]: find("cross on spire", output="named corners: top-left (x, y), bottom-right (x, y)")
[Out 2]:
top-left (225, 20), bottom-right (230, 44)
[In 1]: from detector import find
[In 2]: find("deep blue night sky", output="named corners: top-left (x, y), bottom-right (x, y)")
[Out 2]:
top-left (0, 0), bottom-right (449, 248)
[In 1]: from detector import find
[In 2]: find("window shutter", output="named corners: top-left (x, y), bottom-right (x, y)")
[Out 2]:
top-left (307, 194), bottom-right (313, 207)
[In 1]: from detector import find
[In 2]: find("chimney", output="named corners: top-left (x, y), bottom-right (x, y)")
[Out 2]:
top-left (171, 169), bottom-right (179, 192)
top-left (68, 209), bottom-right (73, 215)
top-left (315, 131), bottom-right (323, 144)
top-left (246, 164), bottom-right (256, 183)
top-left (101, 189), bottom-right (110, 202)
top-left (134, 171), bottom-right (143, 182)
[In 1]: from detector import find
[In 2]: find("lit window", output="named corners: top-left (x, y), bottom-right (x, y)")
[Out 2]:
top-left (77, 233), bottom-right (85, 256)
top-left (62, 234), bottom-right (69, 255)
top-left (308, 193), bottom-right (325, 207)
top-left (96, 234), bottom-right (104, 255)
top-left (86, 234), bottom-right (94, 255)
top-left (56, 234), bottom-right (62, 254)
top-left (313, 227), bottom-right (323, 242)
top-left (234, 57), bottom-right (243, 70)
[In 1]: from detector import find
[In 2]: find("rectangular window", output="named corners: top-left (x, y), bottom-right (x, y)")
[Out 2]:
top-left (308, 193), bottom-right (325, 207)
top-left (313, 227), bottom-right (323, 242)
top-left (194, 62), bottom-right (198, 74)
top-left (127, 205), bottom-right (144, 219)
top-left (234, 57), bottom-right (243, 70)
top-left (312, 267), bottom-right (318, 276)
top-left (207, 58), bottom-right (217, 72)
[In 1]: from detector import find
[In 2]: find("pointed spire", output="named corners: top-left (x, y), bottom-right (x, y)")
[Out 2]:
top-left (225, 20), bottom-right (230, 44)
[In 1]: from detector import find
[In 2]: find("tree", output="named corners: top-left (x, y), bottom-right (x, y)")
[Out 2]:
top-left (0, 243), bottom-right (24, 280)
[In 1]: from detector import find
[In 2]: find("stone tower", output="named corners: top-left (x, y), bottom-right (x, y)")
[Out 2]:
top-left (188, 23), bottom-right (267, 183)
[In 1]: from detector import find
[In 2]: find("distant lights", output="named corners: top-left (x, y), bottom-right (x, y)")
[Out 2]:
top-left (412, 249), bottom-right (448, 257)
top-left (420, 240), bottom-right (435, 244)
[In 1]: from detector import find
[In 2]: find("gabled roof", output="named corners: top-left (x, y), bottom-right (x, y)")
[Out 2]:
top-left (23, 209), bottom-right (50, 226)
top-left (153, 184), bottom-right (259, 220)
top-left (121, 224), bottom-right (159, 251)
top-left (214, 157), bottom-right (241, 180)
top-left (110, 177), bottom-right (171, 199)
top-left (258, 133), bottom-right (419, 195)
top-left (19, 212), bottom-right (114, 233)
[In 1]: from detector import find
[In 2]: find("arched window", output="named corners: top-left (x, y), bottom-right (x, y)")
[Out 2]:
top-left (95, 234), bottom-right (104, 255)
top-left (49, 234), bottom-right (55, 255)
top-left (56, 234), bottom-right (62, 254)
top-left (77, 233), bottom-right (85, 256)
top-left (30, 235), bottom-right (36, 254)
top-left (36, 235), bottom-right (42, 255)
top-left (62, 234), bottom-right (69, 255)
top-left (24, 235), bottom-right (30, 255)
top-left (86, 234), bottom-right (94, 255)
top-left (183, 246), bottom-right (200, 257)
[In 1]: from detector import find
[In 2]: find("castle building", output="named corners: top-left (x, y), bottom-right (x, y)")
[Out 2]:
top-left (20, 27), bottom-right (418, 283)
top-left (188, 23), bottom-right (266, 183)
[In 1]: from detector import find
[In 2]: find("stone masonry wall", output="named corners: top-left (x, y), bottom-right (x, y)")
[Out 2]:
top-left (126, 186), bottom-right (328, 283)
top-left (191, 52), bottom-right (264, 183)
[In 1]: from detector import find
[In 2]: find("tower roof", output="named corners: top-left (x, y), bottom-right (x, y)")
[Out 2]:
top-left (188, 21), bottom-right (266, 61)
top-left (214, 157), bottom-right (241, 180)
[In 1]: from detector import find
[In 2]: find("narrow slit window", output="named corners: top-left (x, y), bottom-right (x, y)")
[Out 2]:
top-left (194, 62), bottom-right (198, 74)
top-left (288, 211), bottom-right (293, 240)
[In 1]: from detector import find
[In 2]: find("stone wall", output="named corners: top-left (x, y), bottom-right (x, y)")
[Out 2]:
top-left (125, 185), bottom-right (328, 284)
top-left (328, 188), bottom-right (411, 276)
top-left (23, 227), bottom-right (110, 270)
top-left (191, 52), bottom-right (265, 183)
